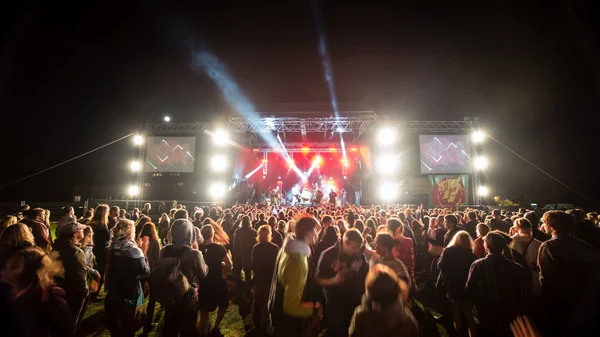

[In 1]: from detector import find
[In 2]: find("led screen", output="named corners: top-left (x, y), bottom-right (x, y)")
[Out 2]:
top-left (145, 137), bottom-right (196, 173)
top-left (419, 135), bottom-right (472, 174)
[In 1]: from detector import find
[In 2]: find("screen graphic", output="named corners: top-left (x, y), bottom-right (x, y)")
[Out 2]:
top-left (145, 137), bottom-right (196, 173)
top-left (429, 175), bottom-right (469, 207)
top-left (419, 135), bottom-right (472, 174)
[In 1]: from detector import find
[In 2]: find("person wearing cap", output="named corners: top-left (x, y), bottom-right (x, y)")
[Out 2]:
top-left (52, 221), bottom-right (89, 329)
top-left (466, 231), bottom-right (530, 337)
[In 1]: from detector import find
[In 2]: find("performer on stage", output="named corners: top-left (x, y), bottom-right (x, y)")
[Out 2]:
top-left (270, 187), bottom-right (279, 207)
top-left (329, 189), bottom-right (337, 206)
top-left (314, 189), bottom-right (324, 205)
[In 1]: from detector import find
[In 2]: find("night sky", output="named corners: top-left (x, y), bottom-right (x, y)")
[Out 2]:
top-left (1, 1), bottom-right (599, 208)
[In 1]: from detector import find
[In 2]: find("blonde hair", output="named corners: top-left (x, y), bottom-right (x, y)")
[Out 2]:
top-left (0, 223), bottom-right (35, 249)
top-left (0, 215), bottom-right (18, 233)
top-left (113, 219), bottom-right (135, 241)
top-left (6, 247), bottom-right (64, 291)
top-left (286, 220), bottom-right (296, 234)
top-left (258, 225), bottom-right (272, 243)
top-left (448, 230), bottom-right (474, 250)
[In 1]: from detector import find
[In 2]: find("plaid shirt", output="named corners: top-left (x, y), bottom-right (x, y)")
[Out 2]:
top-left (466, 254), bottom-right (530, 333)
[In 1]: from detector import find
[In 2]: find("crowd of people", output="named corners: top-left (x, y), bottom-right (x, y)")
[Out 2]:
top-left (1, 201), bottom-right (600, 337)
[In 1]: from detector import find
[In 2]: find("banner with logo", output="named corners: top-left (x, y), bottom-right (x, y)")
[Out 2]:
top-left (429, 175), bottom-right (469, 207)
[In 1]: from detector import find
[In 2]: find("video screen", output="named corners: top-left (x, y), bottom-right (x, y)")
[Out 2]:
top-left (419, 135), bottom-right (472, 174)
top-left (145, 137), bottom-right (196, 173)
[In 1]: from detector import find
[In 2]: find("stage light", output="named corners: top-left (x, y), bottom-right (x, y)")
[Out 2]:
top-left (210, 155), bottom-right (227, 172)
top-left (341, 159), bottom-right (349, 167)
top-left (292, 186), bottom-right (300, 194)
top-left (472, 130), bottom-right (485, 143)
top-left (329, 148), bottom-right (336, 152)
top-left (377, 128), bottom-right (396, 146)
top-left (133, 134), bottom-right (144, 146)
top-left (343, 176), bottom-right (347, 180)
top-left (128, 184), bottom-right (139, 197)
top-left (263, 175), bottom-right (266, 179)
top-left (129, 160), bottom-right (141, 172)
top-left (350, 147), bottom-right (358, 152)
top-left (164, 116), bottom-right (171, 122)
top-left (213, 129), bottom-right (229, 146)
top-left (209, 183), bottom-right (226, 199)
top-left (377, 154), bottom-right (398, 174)
top-left (278, 176), bottom-right (281, 179)
top-left (378, 181), bottom-right (398, 201)
top-left (477, 186), bottom-right (489, 197)
top-left (337, 127), bottom-right (344, 133)
top-left (301, 146), bottom-right (309, 154)
top-left (474, 156), bottom-right (489, 170)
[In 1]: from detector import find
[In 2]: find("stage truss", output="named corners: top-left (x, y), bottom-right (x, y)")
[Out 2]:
top-left (138, 114), bottom-right (483, 205)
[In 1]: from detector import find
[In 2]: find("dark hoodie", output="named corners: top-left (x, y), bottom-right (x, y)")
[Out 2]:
top-left (52, 237), bottom-right (88, 316)
top-left (160, 219), bottom-right (208, 287)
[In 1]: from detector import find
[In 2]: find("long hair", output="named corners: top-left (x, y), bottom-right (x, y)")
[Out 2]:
top-left (241, 215), bottom-right (251, 228)
top-left (139, 222), bottom-right (160, 246)
top-left (0, 215), bottom-right (17, 234)
top-left (0, 223), bottom-right (35, 250)
top-left (0, 247), bottom-right (64, 292)
top-left (448, 230), bottom-right (474, 250)
top-left (202, 218), bottom-right (229, 245)
top-left (91, 204), bottom-right (109, 226)
top-left (134, 216), bottom-right (151, 232)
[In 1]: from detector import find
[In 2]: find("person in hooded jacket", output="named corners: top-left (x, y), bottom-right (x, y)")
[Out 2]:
top-left (104, 219), bottom-right (150, 337)
top-left (349, 264), bottom-right (418, 337)
top-left (160, 218), bottom-right (208, 337)
top-left (52, 221), bottom-right (89, 328)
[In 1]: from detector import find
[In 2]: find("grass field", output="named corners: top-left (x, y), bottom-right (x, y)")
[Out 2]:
top-left (50, 223), bottom-right (449, 337)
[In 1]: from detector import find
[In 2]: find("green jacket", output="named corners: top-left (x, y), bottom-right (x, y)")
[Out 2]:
top-left (276, 239), bottom-right (313, 317)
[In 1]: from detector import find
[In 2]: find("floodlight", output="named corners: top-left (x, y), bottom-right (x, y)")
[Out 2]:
top-left (477, 186), bottom-right (489, 197)
top-left (377, 128), bottom-right (396, 146)
top-left (128, 185), bottom-right (140, 196)
top-left (129, 160), bottom-right (141, 172)
top-left (133, 134), bottom-right (144, 146)
top-left (210, 155), bottom-right (227, 172)
top-left (209, 183), bottom-right (226, 199)
top-left (472, 130), bottom-right (485, 143)
top-left (164, 116), bottom-right (171, 122)
top-left (213, 129), bottom-right (229, 146)
top-left (379, 181), bottom-right (398, 201)
top-left (474, 156), bottom-right (489, 170)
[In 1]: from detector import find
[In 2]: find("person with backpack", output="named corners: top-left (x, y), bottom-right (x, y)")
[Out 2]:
top-left (153, 218), bottom-right (208, 337)
top-left (104, 219), bottom-right (150, 337)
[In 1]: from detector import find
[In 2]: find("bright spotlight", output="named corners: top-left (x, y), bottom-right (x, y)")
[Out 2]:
top-left (213, 129), bottom-right (229, 146)
top-left (472, 130), bottom-right (485, 143)
top-left (209, 183), bottom-right (226, 199)
top-left (337, 127), bottom-right (344, 133)
top-left (377, 128), bottom-right (396, 146)
top-left (474, 156), bottom-right (489, 170)
top-left (379, 181), bottom-right (398, 201)
top-left (377, 154), bottom-right (398, 174)
top-left (129, 160), bottom-right (141, 172)
top-left (210, 155), bottom-right (227, 172)
top-left (128, 184), bottom-right (139, 197)
top-left (132, 134), bottom-right (144, 146)
top-left (477, 186), bottom-right (489, 197)
top-left (164, 116), bottom-right (171, 122)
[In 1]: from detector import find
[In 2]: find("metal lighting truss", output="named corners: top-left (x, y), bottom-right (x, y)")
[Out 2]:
top-left (144, 115), bottom-right (473, 135)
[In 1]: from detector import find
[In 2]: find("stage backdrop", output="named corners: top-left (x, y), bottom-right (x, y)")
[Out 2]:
top-left (429, 175), bottom-right (469, 207)
top-left (145, 137), bottom-right (196, 173)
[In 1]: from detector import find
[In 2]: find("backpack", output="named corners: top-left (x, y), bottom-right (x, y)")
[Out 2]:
top-left (148, 249), bottom-right (191, 305)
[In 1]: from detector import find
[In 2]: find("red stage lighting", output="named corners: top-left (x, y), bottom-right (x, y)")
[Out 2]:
top-left (253, 149), bottom-right (259, 152)
top-left (329, 148), bottom-right (336, 152)
top-left (341, 159), bottom-right (349, 167)
top-left (301, 146), bottom-right (309, 154)
top-left (350, 147), bottom-right (358, 152)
